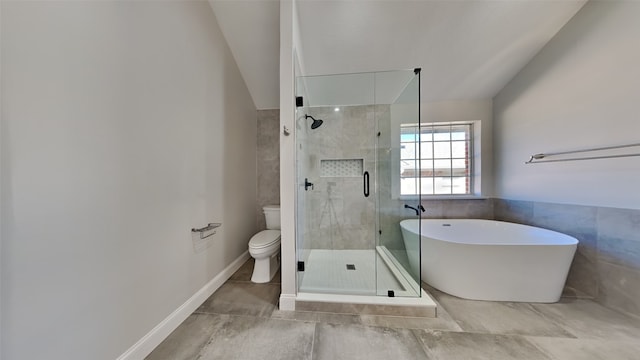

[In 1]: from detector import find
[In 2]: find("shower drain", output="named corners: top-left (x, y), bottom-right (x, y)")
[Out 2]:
top-left (346, 264), bottom-right (356, 270)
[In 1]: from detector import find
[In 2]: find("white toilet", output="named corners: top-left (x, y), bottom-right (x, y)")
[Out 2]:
top-left (249, 205), bottom-right (281, 283)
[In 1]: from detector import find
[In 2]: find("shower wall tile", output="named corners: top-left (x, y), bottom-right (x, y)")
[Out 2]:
top-left (302, 105), bottom-right (379, 250)
top-left (256, 109), bottom-right (280, 231)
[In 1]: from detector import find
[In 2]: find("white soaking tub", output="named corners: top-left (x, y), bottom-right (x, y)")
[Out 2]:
top-left (400, 219), bottom-right (578, 303)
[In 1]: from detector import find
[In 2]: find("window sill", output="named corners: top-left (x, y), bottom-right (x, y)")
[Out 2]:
top-left (399, 195), bottom-right (488, 201)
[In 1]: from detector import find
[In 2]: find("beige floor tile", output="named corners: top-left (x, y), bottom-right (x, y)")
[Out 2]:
top-left (313, 323), bottom-right (429, 360)
top-left (432, 290), bottom-right (574, 337)
top-left (415, 330), bottom-right (552, 360)
top-left (228, 259), bottom-right (254, 282)
top-left (530, 298), bottom-right (640, 341)
top-left (197, 282), bottom-right (280, 317)
top-left (359, 314), bottom-right (462, 331)
top-left (527, 336), bottom-right (640, 360)
top-left (196, 315), bottom-right (315, 360)
top-left (151, 267), bottom-right (640, 359)
top-left (271, 309), bottom-right (362, 326)
top-left (146, 313), bottom-right (221, 360)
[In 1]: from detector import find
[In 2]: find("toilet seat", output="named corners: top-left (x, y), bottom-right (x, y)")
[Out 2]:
top-left (249, 230), bottom-right (281, 249)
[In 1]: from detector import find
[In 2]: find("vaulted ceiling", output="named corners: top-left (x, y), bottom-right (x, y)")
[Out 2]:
top-left (209, 0), bottom-right (586, 110)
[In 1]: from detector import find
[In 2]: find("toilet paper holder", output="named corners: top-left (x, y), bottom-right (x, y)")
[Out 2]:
top-left (191, 223), bottom-right (221, 239)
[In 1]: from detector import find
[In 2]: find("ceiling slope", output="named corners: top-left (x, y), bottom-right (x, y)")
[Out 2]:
top-left (211, 0), bottom-right (586, 108)
top-left (209, 0), bottom-right (280, 110)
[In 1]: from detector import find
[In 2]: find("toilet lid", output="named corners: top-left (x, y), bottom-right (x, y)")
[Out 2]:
top-left (249, 230), bottom-right (281, 249)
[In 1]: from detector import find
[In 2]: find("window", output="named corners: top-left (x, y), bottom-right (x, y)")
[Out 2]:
top-left (400, 123), bottom-right (473, 196)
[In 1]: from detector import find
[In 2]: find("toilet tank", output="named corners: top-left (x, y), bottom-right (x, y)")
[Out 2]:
top-left (263, 205), bottom-right (281, 230)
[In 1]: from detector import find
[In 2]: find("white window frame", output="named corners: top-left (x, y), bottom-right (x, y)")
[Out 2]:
top-left (391, 120), bottom-right (482, 200)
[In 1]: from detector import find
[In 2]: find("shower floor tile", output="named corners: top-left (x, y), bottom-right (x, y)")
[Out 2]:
top-left (299, 250), bottom-right (377, 295)
top-left (298, 249), bottom-right (402, 295)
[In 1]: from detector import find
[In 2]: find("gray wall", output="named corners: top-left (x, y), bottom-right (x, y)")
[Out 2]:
top-left (256, 109), bottom-right (281, 230)
top-left (492, 1), bottom-right (640, 318)
top-left (1, 2), bottom-right (257, 359)
top-left (493, 1), bottom-right (640, 209)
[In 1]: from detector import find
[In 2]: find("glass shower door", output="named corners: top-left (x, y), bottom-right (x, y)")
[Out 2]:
top-left (295, 73), bottom-right (379, 296)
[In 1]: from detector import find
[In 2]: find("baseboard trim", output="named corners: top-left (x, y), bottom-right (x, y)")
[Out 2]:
top-left (279, 293), bottom-right (297, 311)
top-left (117, 251), bottom-right (251, 360)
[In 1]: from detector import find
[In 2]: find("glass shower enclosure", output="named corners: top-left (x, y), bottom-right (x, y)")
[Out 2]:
top-left (295, 69), bottom-right (422, 298)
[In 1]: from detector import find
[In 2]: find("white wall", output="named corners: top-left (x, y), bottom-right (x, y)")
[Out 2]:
top-left (493, 1), bottom-right (640, 209)
top-left (0, 2), bottom-right (3, 351)
top-left (422, 100), bottom-right (494, 197)
top-left (0, 1), bottom-right (257, 359)
top-left (279, 0), bottom-right (298, 310)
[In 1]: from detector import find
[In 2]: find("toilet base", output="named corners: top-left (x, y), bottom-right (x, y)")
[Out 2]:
top-left (251, 251), bottom-right (280, 283)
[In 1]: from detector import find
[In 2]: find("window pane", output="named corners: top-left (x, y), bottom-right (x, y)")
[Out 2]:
top-left (401, 177), bottom-right (417, 195)
top-left (420, 177), bottom-right (434, 195)
top-left (433, 142), bottom-right (451, 158)
top-left (433, 131), bottom-right (450, 141)
top-left (452, 177), bottom-right (468, 194)
top-left (434, 177), bottom-right (452, 194)
top-left (451, 141), bottom-right (468, 158)
top-left (401, 132), bottom-right (417, 142)
top-left (400, 143), bottom-right (416, 159)
top-left (452, 158), bottom-right (467, 169)
top-left (434, 159), bottom-right (451, 176)
top-left (401, 160), bottom-right (419, 180)
top-left (420, 142), bottom-right (433, 158)
top-left (419, 159), bottom-right (433, 176)
top-left (451, 125), bottom-right (469, 140)
top-left (418, 131), bottom-right (433, 141)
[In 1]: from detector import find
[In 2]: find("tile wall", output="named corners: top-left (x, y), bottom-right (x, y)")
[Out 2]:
top-left (301, 106), bottom-right (377, 250)
top-left (494, 199), bottom-right (640, 318)
top-left (256, 109), bottom-right (280, 230)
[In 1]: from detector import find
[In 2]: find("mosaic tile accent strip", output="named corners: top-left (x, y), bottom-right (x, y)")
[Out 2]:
top-left (320, 159), bottom-right (364, 177)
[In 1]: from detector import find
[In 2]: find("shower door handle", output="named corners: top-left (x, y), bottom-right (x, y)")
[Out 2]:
top-left (363, 171), bottom-right (370, 197)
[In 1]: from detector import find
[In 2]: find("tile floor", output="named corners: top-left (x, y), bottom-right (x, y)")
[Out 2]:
top-left (147, 259), bottom-right (640, 360)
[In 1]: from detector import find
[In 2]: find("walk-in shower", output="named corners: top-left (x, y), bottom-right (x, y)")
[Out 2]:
top-left (295, 69), bottom-right (430, 306)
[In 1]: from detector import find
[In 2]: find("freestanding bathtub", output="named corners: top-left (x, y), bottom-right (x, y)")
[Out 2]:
top-left (400, 219), bottom-right (578, 303)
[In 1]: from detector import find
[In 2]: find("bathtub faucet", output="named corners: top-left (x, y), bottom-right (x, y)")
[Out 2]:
top-left (404, 204), bottom-right (426, 216)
